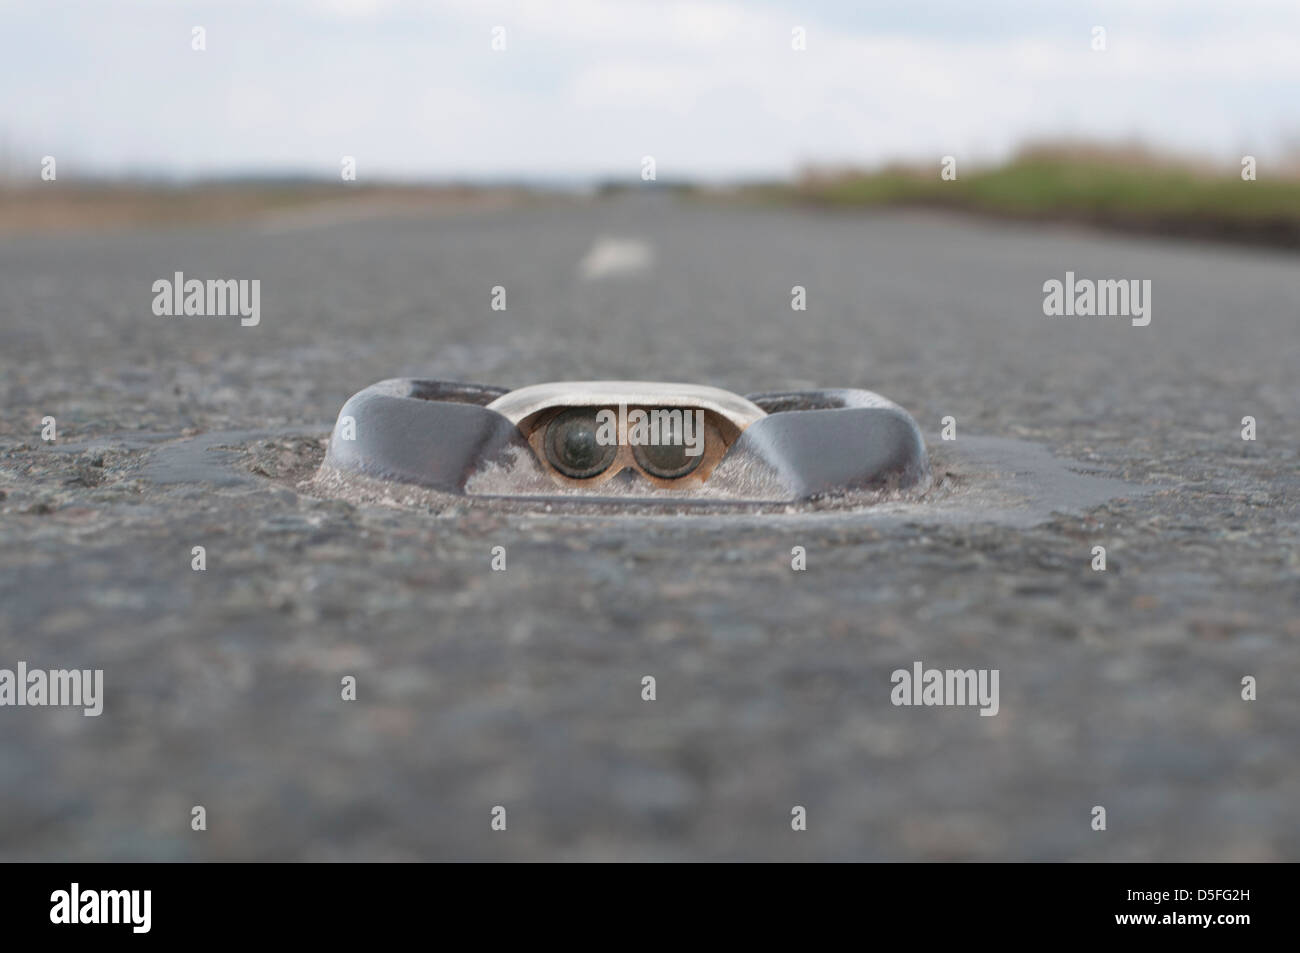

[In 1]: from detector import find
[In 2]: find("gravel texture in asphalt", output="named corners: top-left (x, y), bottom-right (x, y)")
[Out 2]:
top-left (1, 196), bottom-right (1297, 860)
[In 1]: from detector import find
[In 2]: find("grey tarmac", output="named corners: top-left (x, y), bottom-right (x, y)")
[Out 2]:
top-left (1, 196), bottom-right (1297, 860)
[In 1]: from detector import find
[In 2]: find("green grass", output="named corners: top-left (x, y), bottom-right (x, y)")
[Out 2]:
top-left (764, 153), bottom-right (1300, 243)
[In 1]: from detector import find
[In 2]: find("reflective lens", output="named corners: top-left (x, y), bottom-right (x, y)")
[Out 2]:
top-left (544, 408), bottom-right (617, 478)
top-left (632, 410), bottom-right (704, 479)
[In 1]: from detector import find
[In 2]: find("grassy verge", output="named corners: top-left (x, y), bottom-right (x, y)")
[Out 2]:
top-left (755, 147), bottom-right (1300, 248)
top-left (0, 183), bottom-right (529, 235)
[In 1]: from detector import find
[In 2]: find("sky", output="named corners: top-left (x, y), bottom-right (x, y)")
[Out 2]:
top-left (2, 0), bottom-right (1298, 181)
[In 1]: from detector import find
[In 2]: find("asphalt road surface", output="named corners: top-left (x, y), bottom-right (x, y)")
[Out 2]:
top-left (1, 195), bottom-right (1297, 861)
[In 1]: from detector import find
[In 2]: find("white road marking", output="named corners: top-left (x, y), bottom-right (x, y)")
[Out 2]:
top-left (577, 237), bottom-right (655, 280)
